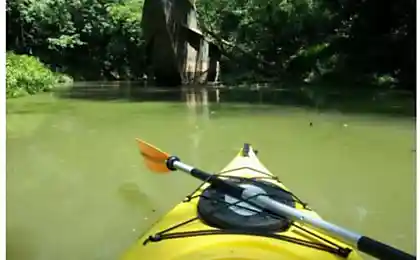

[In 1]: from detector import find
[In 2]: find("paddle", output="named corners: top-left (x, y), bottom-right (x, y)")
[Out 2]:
top-left (135, 138), bottom-right (415, 260)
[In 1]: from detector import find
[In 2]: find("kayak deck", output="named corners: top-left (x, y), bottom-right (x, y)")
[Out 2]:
top-left (122, 144), bottom-right (363, 260)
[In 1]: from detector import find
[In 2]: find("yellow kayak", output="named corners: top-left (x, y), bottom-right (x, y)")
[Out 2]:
top-left (122, 143), bottom-right (364, 260)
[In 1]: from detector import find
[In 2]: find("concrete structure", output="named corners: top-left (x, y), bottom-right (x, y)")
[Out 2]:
top-left (141, 0), bottom-right (221, 86)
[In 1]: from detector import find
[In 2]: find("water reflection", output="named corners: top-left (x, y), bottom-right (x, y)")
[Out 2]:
top-left (182, 87), bottom-right (212, 165)
top-left (54, 81), bottom-right (315, 105)
top-left (54, 81), bottom-right (414, 117)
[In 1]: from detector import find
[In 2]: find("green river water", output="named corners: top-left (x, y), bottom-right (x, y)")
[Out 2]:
top-left (6, 83), bottom-right (416, 260)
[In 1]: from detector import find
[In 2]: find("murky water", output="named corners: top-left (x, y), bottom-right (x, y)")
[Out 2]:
top-left (6, 83), bottom-right (416, 259)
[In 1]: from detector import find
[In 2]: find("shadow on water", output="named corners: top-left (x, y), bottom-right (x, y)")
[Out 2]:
top-left (54, 81), bottom-right (415, 117)
top-left (6, 227), bottom-right (37, 260)
top-left (118, 182), bottom-right (156, 211)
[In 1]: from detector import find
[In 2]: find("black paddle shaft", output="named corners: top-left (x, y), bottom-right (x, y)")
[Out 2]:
top-left (167, 156), bottom-right (244, 198)
top-left (358, 236), bottom-right (415, 260)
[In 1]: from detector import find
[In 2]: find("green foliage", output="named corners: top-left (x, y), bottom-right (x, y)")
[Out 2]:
top-left (196, 0), bottom-right (415, 91)
top-left (6, 52), bottom-right (72, 98)
top-left (6, 0), bottom-right (414, 91)
top-left (7, 0), bottom-right (145, 80)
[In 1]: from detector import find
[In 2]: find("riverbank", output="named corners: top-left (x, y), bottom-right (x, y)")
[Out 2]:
top-left (6, 52), bottom-right (73, 99)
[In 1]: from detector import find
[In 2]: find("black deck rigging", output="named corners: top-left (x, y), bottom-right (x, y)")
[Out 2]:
top-left (142, 168), bottom-right (353, 258)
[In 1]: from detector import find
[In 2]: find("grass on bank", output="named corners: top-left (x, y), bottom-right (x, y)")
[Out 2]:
top-left (6, 52), bottom-right (73, 98)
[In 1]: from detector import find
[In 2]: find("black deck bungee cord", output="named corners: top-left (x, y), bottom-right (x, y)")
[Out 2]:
top-left (142, 169), bottom-right (353, 258)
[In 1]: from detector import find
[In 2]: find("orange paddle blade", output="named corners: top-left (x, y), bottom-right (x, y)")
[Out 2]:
top-left (135, 139), bottom-right (171, 173)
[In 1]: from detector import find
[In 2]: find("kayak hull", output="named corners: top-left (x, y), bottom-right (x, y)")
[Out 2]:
top-left (122, 145), bottom-right (363, 260)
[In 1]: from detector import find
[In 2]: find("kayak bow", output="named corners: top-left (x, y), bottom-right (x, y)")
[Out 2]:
top-left (121, 140), bottom-right (415, 260)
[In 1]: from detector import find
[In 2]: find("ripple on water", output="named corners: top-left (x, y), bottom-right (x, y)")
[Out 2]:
top-left (355, 206), bottom-right (368, 223)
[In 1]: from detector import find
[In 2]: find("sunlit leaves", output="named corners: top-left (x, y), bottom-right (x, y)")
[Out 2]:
top-left (6, 52), bottom-right (67, 98)
top-left (7, 0), bottom-right (147, 80)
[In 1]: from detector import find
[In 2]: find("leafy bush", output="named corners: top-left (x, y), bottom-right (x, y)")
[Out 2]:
top-left (196, 0), bottom-right (415, 90)
top-left (6, 52), bottom-right (73, 98)
top-left (7, 0), bottom-right (146, 80)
